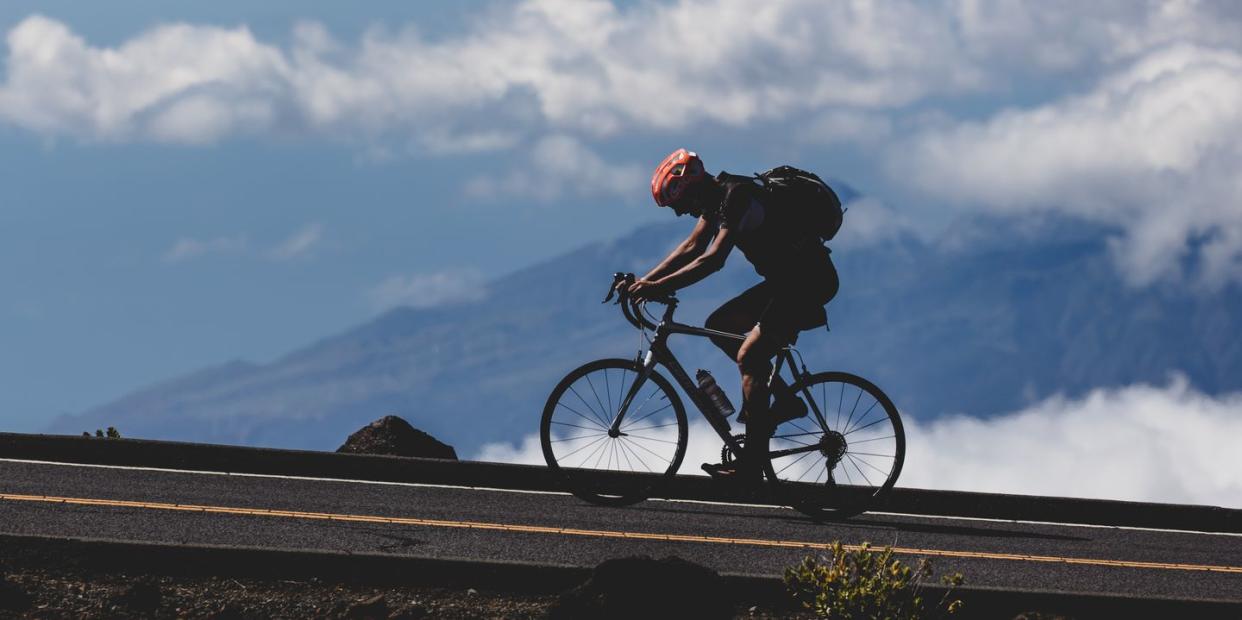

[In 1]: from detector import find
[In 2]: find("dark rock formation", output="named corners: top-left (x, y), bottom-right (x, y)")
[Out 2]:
top-left (0, 576), bottom-right (33, 612)
top-left (337, 416), bottom-right (458, 460)
top-left (343, 594), bottom-right (388, 618)
top-left (549, 556), bottom-right (731, 620)
top-left (110, 578), bottom-right (163, 612)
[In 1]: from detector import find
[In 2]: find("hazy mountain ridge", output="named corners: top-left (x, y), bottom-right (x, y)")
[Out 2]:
top-left (49, 209), bottom-right (1242, 454)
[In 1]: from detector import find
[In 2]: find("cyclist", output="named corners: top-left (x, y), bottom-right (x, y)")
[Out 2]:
top-left (627, 148), bottom-right (839, 482)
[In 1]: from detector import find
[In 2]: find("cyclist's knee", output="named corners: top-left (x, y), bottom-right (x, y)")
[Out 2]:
top-left (736, 348), bottom-right (772, 377)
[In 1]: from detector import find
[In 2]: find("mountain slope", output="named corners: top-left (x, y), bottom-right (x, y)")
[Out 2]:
top-left (49, 212), bottom-right (1242, 455)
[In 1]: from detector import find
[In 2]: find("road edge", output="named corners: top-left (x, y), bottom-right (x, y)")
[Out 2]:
top-left (2, 432), bottom-right (1239, 533)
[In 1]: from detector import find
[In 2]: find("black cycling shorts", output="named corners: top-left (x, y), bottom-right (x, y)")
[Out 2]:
top-left (711, 255), bottom-right (839, 345)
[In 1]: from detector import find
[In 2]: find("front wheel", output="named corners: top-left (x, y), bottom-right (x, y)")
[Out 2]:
top-left (540, 358), bottom-right (688, 506)
top-left (767, 372), bottom-right (905, 519)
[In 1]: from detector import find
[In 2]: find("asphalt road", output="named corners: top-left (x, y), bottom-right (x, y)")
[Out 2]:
top-left (1, 458), bottom-right (1240, 604)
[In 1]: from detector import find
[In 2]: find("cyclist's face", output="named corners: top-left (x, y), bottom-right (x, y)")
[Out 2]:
top-left (669, 181), bottom-right (708, 217)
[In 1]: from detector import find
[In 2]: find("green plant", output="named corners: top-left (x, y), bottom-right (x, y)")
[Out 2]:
top-left (783, 542), bottom-right (963, 619)
top-left (82, 427), bottom-right (121, 439)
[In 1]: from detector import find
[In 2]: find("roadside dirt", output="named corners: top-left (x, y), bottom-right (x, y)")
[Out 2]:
top-left (0, 541), bottom-right (803, 619)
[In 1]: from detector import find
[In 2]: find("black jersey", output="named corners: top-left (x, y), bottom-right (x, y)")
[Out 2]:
top-left (704, 172), bottom-right (830, 280)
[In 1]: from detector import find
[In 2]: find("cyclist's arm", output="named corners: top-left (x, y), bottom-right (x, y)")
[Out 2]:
top-left (640, 215), bottom-right (713, 282)
top-left (650, 224), bottom-right (733, 292)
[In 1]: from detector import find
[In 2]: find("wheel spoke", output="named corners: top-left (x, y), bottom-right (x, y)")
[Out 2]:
top-left (842, 387), bottom-right (864, 437)
top-left (617, 369), bottom-right (633, 424)
top-left (618, 439), bottom-right (651, 473)
top-left (584, 374), bottom-right (613, 427)
top-left (551, 420), bottom-right (607, 432)
top-left (561, 435), bottom-right (608, 466)
top-left (835, 381), bottom-right (845, 431)
top-left (850, 453), bottom-right (893, 477)
top-left (616, 437), bottom-right (637, 471)
top-left (844, 399), bottom-right (881, 435)
top-left (555, 402), bottom-right (607, 430)
top-left (775, 450), bottom-right (815, 476)
top-left (845, 454), bottom-right (875, 487)
top-left (568, 385), bottom-right (610, 429)
top-left (624, 436), bottom-right (673, 466)
top-left (849, 451), bottom-right (894, 458)
top-left (848, 435), bottom-right (895, 445)
top-left (621, 422), bottom-right (680, 433)
top-left (622, 434), bottom-right (679, 445)
top-left (592, 437), bottom-right (613, 469)
top-left (603, 369), bottom-right (614, 420)
top-left (819, 381), bottom-right (829, 433)
top-left (549, 432), bottom-right (606, 444)
top-left (770, 435), bottom-right (814, 447)
top-left (620, 401), bottom-right (673, 430)
top-left (771, 430), bottom-right (819, 440)
top-left (618, 383), bottom-right (666, 427)
top-left (844, 416), bottom-right (890, 436)
top-left (786, 419), bottom-right (818, 438)
top-left (796, 453), bottom-right (822, 482)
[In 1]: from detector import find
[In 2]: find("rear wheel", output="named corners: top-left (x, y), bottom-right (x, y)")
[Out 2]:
top-left (766, 372), bottom-right (905, 518)
top-left (540, 358), bottom-right (688, 506)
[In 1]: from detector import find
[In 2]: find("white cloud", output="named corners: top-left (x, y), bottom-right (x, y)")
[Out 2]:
top-left (7, 3), bottom-right (1237, 146)
top-left (893, 44), bottom-right (1242, 287)
top-left (162, 223), bottom-right (322, 263)
top-left (901, 376), bottom-right (1242, 508)
top-left (162, 234), bottom-right (248, 262)
top-left (801, 110), bottom-right (893, 147)
top-left (368, 268), bottom-right (488, 311)
top-left (269, 222), bottom-right (323, 261)
top-left (831, 198), bottom-right (918, 250)
top-left (477, 376), bottom-right (1242, 509)
top-left (464, 134), bottom-right (643, 202)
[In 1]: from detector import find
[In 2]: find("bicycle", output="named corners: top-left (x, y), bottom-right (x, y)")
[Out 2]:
top-left (539, 272), bottom-right (905, 519)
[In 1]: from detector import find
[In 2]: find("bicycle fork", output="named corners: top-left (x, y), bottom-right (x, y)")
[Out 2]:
top-left (606, 349), bottom-right (659, 438)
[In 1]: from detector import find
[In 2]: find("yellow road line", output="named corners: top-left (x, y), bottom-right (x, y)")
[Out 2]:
top-left (3, 492), bottom-right (1240, 574)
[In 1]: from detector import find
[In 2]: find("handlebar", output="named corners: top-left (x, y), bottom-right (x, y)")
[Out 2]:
top-left (602, 272), bottom-right (675, 331)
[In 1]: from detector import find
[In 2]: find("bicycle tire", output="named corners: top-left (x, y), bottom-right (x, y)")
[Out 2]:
top-left (540, 358), bottom-right (688, 506)
top-left (766, 372), bottom-right (905, 519)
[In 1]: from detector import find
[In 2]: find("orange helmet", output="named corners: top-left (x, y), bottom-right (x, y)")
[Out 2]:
top-left (651, 148), bottom-right (708, 207)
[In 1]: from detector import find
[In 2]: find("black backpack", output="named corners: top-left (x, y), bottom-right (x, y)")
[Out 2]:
top-left (754, 166), bottom-right (844, 241)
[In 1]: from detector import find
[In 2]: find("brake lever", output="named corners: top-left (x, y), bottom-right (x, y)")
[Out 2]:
top-left (602, 272), bottom-right (635, 304)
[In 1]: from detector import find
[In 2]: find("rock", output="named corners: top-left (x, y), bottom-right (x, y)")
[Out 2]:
top-left (549, 556), bottom-right (731, 620)
top-left (388, 603), bottom-right (429, 620)
top-left (111, 578), bottom-right (162, 612)
top-left (0, 577), bottom-right (33, 612)
top-left (337, 416), bottom-right (457, 460)
top-left (345, 594), bottom-right (389, 619)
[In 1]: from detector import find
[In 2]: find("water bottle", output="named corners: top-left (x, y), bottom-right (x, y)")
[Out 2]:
top-left (696, 369), bottom-right (736, 419)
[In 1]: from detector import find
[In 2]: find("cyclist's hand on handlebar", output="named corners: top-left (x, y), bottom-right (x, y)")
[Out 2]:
top-left (627, 278), bottom-right (671, 302)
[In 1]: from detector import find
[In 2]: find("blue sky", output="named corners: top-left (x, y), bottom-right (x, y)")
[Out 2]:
top-left (4, 0), bottom-right (1242, 435)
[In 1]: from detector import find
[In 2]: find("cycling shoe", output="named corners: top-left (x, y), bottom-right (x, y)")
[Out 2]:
top-left (701, 461), bottom-right (762, 484)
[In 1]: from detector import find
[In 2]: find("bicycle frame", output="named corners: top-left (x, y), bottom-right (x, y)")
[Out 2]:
top-left (607, 299), bottom-right (836, 465)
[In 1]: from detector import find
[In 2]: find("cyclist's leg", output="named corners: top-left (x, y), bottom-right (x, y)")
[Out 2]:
top-left (735, 320), bottom-right (798, 477)
top-left (705, 282), bottom-right (770, 359)
top-left (706, 282), bottom-right (798, 398)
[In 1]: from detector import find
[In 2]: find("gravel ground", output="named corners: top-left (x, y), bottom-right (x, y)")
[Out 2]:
top-left (0, 569), bottom-right (559, 619)
top-left (0, 544), bottom-right (807, 619)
